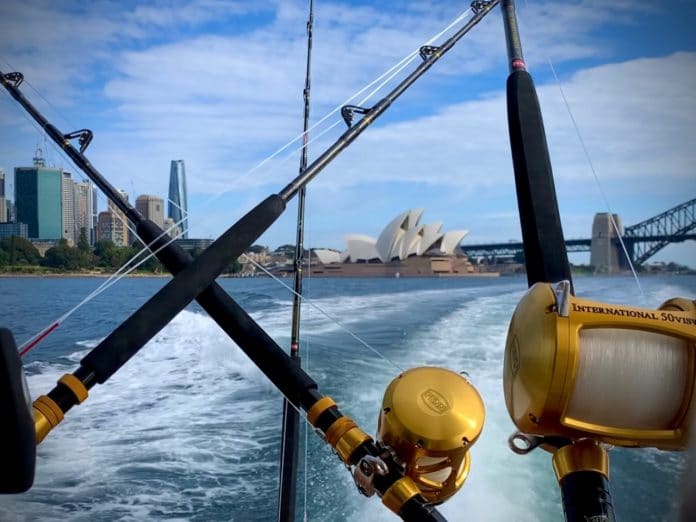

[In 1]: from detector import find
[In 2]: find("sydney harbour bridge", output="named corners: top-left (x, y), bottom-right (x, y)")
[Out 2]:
top-left (461, 198), bottom-right (696, 271)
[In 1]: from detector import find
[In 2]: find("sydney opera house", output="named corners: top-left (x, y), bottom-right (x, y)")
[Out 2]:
top-left (308, 209), bottom-right (489, 277)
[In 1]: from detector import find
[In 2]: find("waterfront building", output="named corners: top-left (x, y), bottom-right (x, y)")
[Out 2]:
top-left (73, 180), bottom-right (95, 244)
top-left (168, 160), bottom-right (188, 239)
top-left (14, 152), bottom-right (63, 240)
top-left (175, 238), bottom-right (213, 252)
top-left (0, 169), bottom-right (7, 223)
top-left (62, 172), bottom-right (75, 245)
top-left (7, 200), bottom-right (15, 223)
top-left (136, 194), bottom-right (165, 229)
top-left (106, 189), bottom-right (130, 245)
top-left (91, 184), bottom-right (98, 244)
top-left (163, 217), bottom-right (182, 239)
top-left (0, 222), bottom-right (28, 239)
top-left (342, 209), bottom-right (469, 263)
top-left (97, 210), bottom-right (129, 246)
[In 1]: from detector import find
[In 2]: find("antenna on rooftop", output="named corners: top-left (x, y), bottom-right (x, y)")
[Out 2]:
top-left (32, 146), bottom-right (45, 167)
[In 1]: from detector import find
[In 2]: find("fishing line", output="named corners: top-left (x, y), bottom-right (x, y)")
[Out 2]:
top-left (518, 0), bottom-right (644, 296)
top-left (241, 254), bottom-right (404, 372)
top-left (544, 58), bottom-right (643, 294)
top-left (5, 5), bottom-right (476, 360)
top-left (18, 222), bottom-right (186, 357)
top-left (202, 5), bottom-right (474, 203)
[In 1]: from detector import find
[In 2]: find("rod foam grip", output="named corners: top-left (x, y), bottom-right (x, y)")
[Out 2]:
top-left (560, 470), bottom-right (615, 522)
top-left (506, 69), bottom-right (572, 287)
top-left (81, 195), bottom-right (285, 382)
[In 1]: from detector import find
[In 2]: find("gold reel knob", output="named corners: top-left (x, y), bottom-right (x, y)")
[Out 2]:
top-left (377, 367), bottom-right (485, 504)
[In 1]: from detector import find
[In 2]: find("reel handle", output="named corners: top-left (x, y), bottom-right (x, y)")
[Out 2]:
top-left (0, 328), bottom-right (36, 493)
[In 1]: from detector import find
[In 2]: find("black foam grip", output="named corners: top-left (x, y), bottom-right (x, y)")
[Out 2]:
top-left (0, 328), bottom-right (36, 493)
top-left (560, 471), bottom-right (615, 522)
top-left (81, 195), bottom-right (285, 382)
top-left (138, 217), bottom-right (321, 409)
top-left (506, 69), bottom-right (573, 289)
top-left (399, 495), bottom-right (447, 522)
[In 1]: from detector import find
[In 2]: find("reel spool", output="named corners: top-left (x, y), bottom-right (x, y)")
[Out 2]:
top-left (503, 281), bottom-right (696, 449)
top-left (378, 367), bottom-right (485, 504)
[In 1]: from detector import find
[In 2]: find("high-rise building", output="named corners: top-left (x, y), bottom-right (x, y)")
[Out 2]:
top-left (163, 217), bottom-right (182, 239)
top-left (136, 194), bottom-right (165, 229)
top-left (14, 151), bottom-right (63, 240)
top-left (97, 210), bottom-right (129, 246)
top-left (91, 184), bottom-right (98, 244)
top-left (7, 200), bottom-right (16, 223)
top-left (0, 169), bottom-right (7, 223)
top-left (106, 188), bottom-right (130, 245)
top-left (62, 172), bottom-right (75, 245)
top-left (73, 180), bottom-right (94, 245)
top-left (0, 222), bottom-right (28, 239)
top-left (168, 160), bottom-right (188, 239)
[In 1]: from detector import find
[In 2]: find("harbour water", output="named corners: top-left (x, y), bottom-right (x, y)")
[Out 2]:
top-left (1, 274), bottom-right (693, 521)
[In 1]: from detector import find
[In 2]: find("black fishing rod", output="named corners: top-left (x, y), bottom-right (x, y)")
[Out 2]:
top-left (278, 0), bottom-right (314, 519)
top-left (500, 1), bottom-right (611, 520)
top-left (0, 2), bottom-right (500, 519)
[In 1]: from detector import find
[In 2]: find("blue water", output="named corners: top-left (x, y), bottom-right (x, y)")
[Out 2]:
top-left (0, 274), bottom-right (693, 521)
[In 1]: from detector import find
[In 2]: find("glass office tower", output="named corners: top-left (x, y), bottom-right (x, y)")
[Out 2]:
top-left (168, 160), bottom-right (188, 239)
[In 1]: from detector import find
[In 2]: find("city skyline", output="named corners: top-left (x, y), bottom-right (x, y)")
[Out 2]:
top-left (0, 1), bottom-right (694, 267)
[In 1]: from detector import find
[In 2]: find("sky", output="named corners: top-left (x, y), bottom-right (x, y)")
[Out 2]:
top-left (0, 0), bottom-right (694, 267)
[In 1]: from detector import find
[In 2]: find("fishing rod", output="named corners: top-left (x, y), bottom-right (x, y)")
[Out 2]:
top-left (500, 1), bottom-right (695, 521)
top-left (278, 0), bottom-right (314, 519)
top-left (0, 3), bottom-right (498, 520)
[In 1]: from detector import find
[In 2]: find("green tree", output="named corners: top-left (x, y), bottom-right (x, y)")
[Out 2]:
top-left (77, 228), bottom-right (95, 267)
top-left (43, 239), bottom-right (78, 270)
top-left (94, 239), bottom-right (119, 268)
top-left (0, 236), bottom-right (41, 266)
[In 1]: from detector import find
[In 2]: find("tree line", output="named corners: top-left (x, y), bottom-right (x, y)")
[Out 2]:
top-left (0, 231), bottom-right (241, 273)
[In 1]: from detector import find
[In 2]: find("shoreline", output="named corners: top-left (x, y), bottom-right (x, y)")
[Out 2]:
top-left (1, 270), bottom-right (693, 278)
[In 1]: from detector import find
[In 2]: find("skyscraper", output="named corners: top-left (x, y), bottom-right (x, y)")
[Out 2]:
top-left (96, 210), bottom-right (129, 246)
top-left (62, 172), bottom-right (75, 244)
top-left (0, 169), bottom-right (7, 223)
top-left (103, 188), bottom-right (130, 245)
top-left (14, 151), bottom-right (63, 240)
top-left (168, 160), bottom-right (188, 239)
top-left (136, 195), bottom-right (165, 229)
top-left (73, 180), bottom-right (95, 244)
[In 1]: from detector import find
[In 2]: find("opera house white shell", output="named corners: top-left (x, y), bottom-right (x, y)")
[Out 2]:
top-left (341, 209), bottom-right (469, 263)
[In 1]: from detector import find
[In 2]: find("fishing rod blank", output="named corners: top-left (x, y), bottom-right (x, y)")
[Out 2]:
top-left (279, 0), bottom-right (314, 519)
top-left (1, 3), bottom-right (501, 518)
top-left (501, 0), bottom-right (573, 291)
top-left (501, 1), bottom-right (615, 520)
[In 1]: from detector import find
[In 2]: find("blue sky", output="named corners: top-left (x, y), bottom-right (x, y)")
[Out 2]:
top-left (1, 0), bottom-right (694, 267)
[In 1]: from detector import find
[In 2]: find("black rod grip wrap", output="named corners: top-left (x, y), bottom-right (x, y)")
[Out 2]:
top-left (0, 328), bottom-right (36, 493)
top-left (560, 471), bottom-right (615, 522)
top-left (506, 69), bottom-right (573, 289)
top-left (138, 220), bottom-right (321, 408)
top-left (400, 496), bottom-right (448, 522)
top-left (81, 195), bottom-right (285, 382)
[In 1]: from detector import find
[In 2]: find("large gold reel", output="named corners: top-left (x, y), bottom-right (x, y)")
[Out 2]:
top-left (378, 367), bottom-right (485, 503)
top-left (503, 281), bottom-right (696, 449)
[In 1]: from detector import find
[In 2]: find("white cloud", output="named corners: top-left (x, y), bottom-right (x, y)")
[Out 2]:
top-left (1, 0), bottom-right (693, 265)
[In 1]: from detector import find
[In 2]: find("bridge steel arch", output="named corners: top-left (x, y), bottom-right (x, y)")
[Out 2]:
top-left (622, 198), bottom-right (696, 265)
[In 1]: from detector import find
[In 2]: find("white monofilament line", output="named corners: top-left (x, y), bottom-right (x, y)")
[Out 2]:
top-left (9, 6), bottom-right (477, 356)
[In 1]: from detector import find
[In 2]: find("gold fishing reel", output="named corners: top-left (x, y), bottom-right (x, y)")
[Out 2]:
top-left (377, 367), bottom-right (485, 504)
top-left (503, 281), bottom-right (696, 450)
